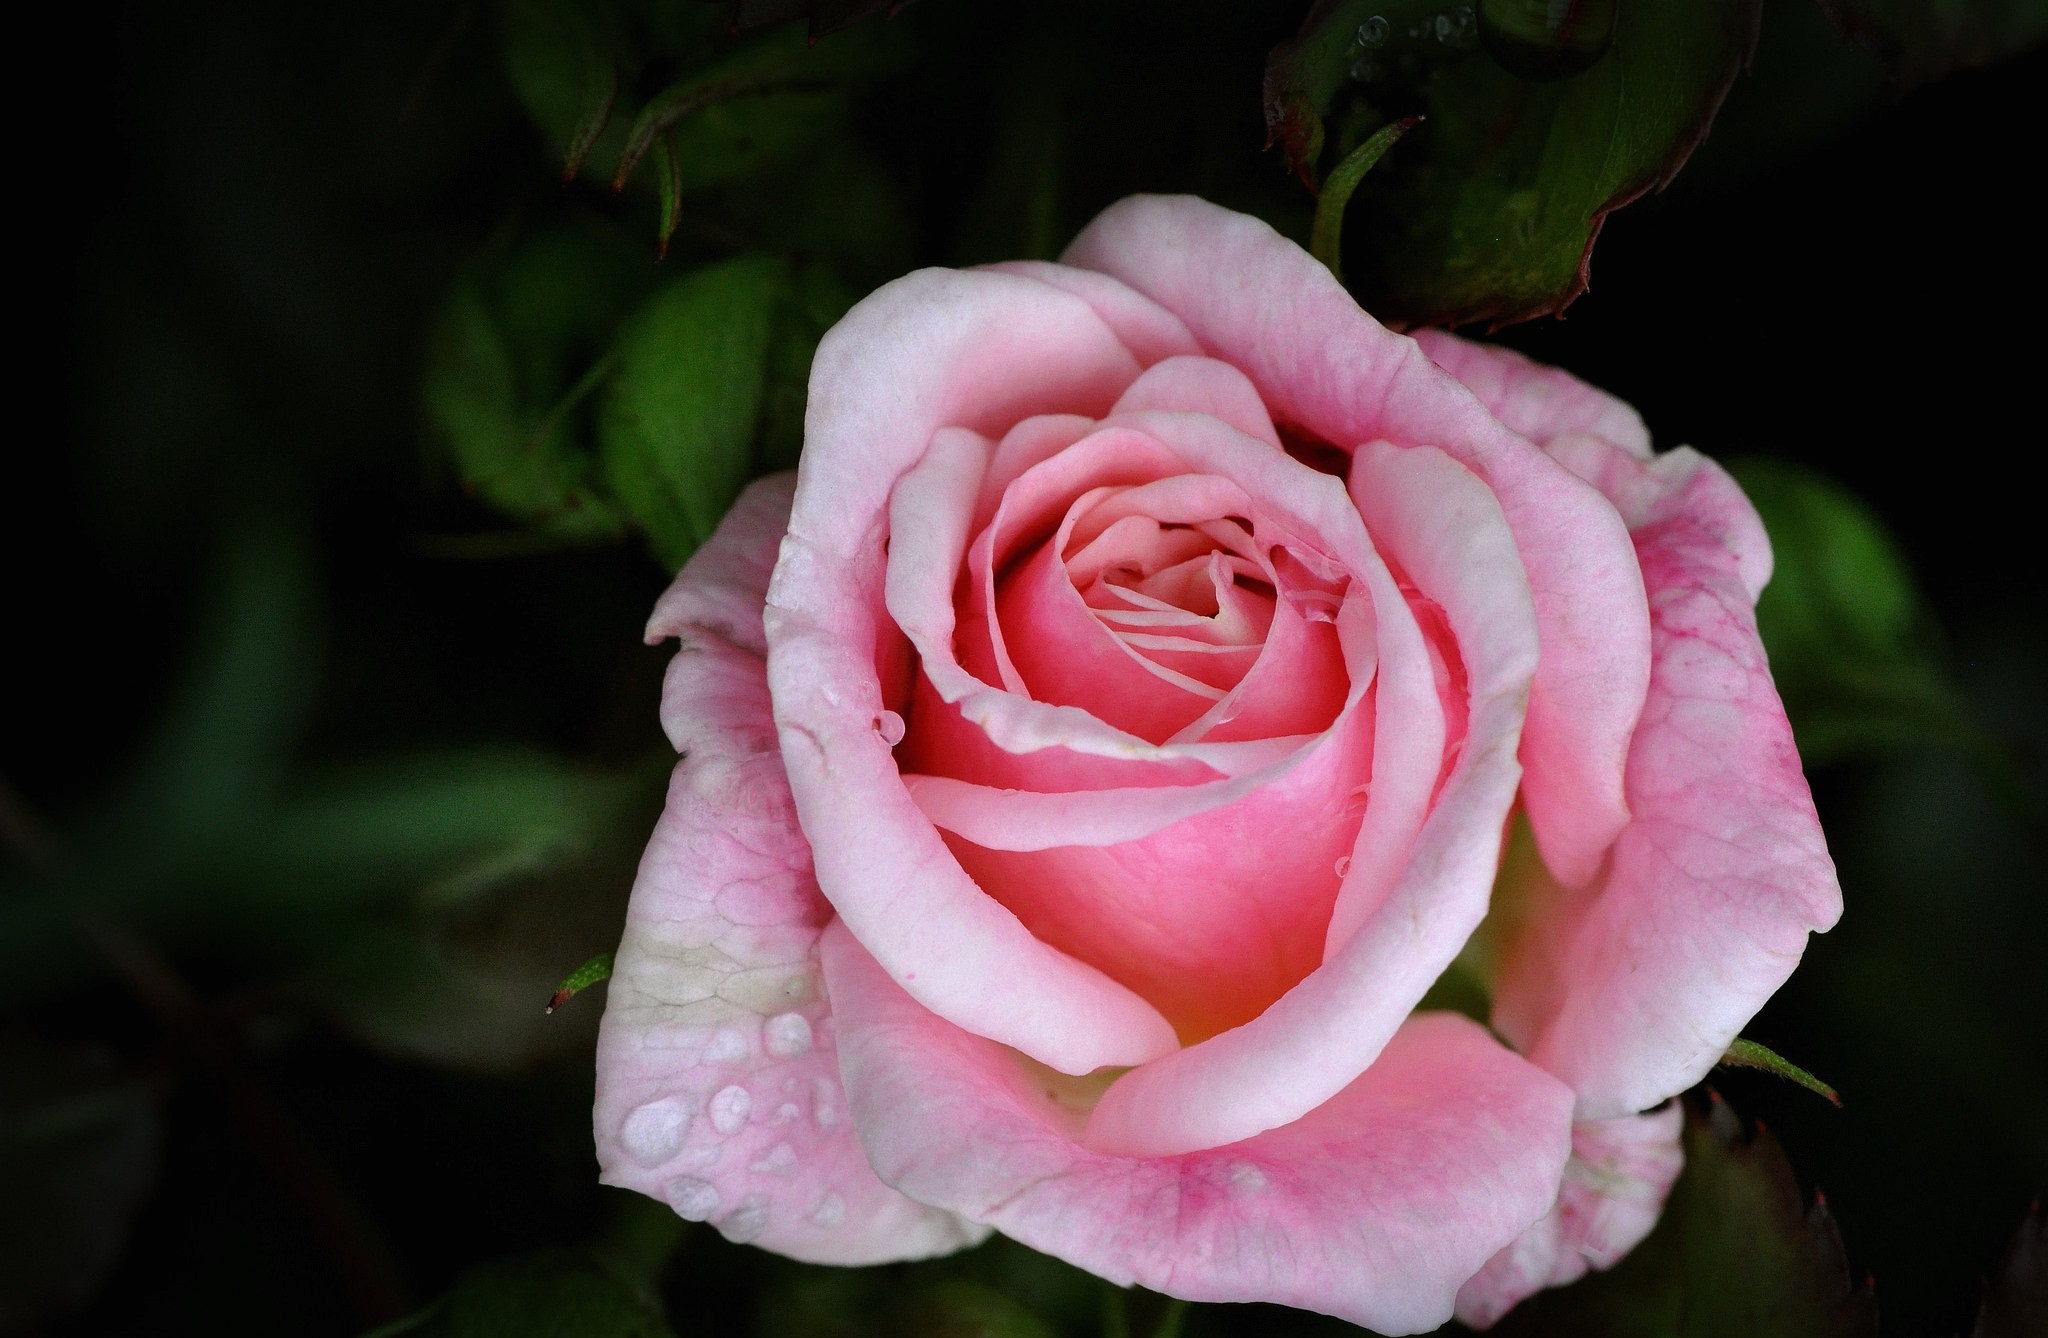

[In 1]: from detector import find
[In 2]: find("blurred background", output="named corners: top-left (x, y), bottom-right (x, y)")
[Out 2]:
top-left (8, 1), bottom-right (2043, 1334)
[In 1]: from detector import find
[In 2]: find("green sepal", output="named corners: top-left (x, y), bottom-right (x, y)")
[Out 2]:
top-left (546, 952), bottom-right (616, 1013)
top-left (1309, 115), bottom-right (1418, 284)
top-left (1719, 1037), bottom-right (1843, 1107)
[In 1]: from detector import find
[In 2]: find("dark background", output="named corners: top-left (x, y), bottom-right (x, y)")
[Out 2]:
top-left (9, 2), bottom-right (2043, 1334)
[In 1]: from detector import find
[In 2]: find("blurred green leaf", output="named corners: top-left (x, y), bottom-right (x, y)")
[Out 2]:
top-left (1730, 457), bottom-right (1975, 766)
top-left (599, 254), bottom-right (792, 567)
top-left (1492, 1096), bottom-right (1877, 1337)
top-left (1265, 0), bottom-right (1758, 326)
top-left (0, 1037), bottom-right (161, 1331)
top-left (367, 1248), bottom-right (675, 1338)
top-left (1815, 0), bottom-right (2048, 88)
top-left (423, 224), bottom-right (654, 545)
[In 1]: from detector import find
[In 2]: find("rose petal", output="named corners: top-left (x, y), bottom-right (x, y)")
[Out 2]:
top-left (769, 267), bottom-right (1183, 1075)
top-left (1063, 194), bottom-right (1649, 890)
top-left (980, 259), bottom-right (1202, 366)
top-left (597, 478), bottom-right (987, 1262)
top-left (1488, 442), bottom-right (1842, 1118)
top-left (1455, 1104), bottom-right (1686, 1328)
top-left (824, 920), bottom-right (1575, 1336)
top-left (1081, 441), bottom-right (1533, 1156)
top-left (1411, 329), bottom-right (1652, 460)
top-left (1109, 354), bottom-right (1282, 447)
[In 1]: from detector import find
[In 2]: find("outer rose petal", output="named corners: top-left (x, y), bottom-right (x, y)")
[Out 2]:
top-left (1489, 442), bottom-right (1843, 1118)
top-left (1454, 1104), bottom-right (1686, 1328)
top-left (1410, 330), bottom-right (1652, 460)
top-left (596, 477), bottom-right (986, 1262)
top-left (1063, 194), bottom-right (1649, 890)
top-left (767, 265), bottom-right (1183, 1075)
top-left (822, 920), bottom-right (1575, 1336)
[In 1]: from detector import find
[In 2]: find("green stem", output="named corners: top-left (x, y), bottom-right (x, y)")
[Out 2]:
top-left (1309, 116), bottom-right (1420, 285)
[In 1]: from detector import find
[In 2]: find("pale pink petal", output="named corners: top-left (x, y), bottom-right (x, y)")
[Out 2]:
top-left (824, 920), bottom-right (1575, 1336)
top-left (1455, 1104), bottom-right (1686, 1328)
top-left (768, 267), bottom-right (1181, 1075)
top-left (597, 484), bottom-right (986, 1262)
top-left (1411, 329), bottom-right (1652, 460)
top-left (1063, 195), bottom-right (1648, 889)
top-left (1109, 355), bottom-right (1282, 446)
top-left (1081, 440), bottom-right (1532, 1157)
top-left (974, 414), bottom-right (1099, 535)
top-left (1489, 442), bottom-right (1842, 1118)
top-left (980, 259), bottom-right (1202, 366)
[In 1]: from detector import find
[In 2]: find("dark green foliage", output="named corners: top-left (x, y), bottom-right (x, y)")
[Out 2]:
top-left (1491, 1098), bottom-right (1879, 1338)
top-left (370, 1249), bottom-right (676, 1338)
top-left (1266, 0), bottom-right (1759, 326)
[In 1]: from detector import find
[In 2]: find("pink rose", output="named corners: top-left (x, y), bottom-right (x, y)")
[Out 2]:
top-left (593, 196), bottom-right (1841, 1332)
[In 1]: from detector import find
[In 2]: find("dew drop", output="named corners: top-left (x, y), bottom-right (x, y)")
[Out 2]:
top-left (620, 1098), bottom-right (695, 1168)
top-left (811, 1193), bottom-right (846, 1228)
top-left (666, 1176), bottom-right (721, 1221)
top-left (1230, 1162), bottom-right (1268, 1192)
top-left (775, 1102), bottom-right (802, 1124)
top-left (1356, 15), bottom-right (1389, 46)
top-left (709, 1084), bottom-right (753, 1135)
top-left (719, 1195), bottom-right (770, 1244)
top-left (750, 1142), bottom-right (798, 1175)
top-left (705, 1026), bottom-right (752, 1064)
top-left (873, 710), bottom-right (906, 746)
top-left (763, 1012), bottom-right (814, 1058)
top-left (1334, 856), bottom-right (1352, 878)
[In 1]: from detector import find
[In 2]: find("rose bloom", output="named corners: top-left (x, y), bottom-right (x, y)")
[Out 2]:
top-left (592, 196), bottom-right (1840, 1332)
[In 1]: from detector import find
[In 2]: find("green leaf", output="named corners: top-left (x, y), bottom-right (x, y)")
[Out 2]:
top-left (1490, 1096), bottom-right (1877, 1337)
top-left (1728, 458), bottom-right (1974, 767)
top-left (887, 1280), bottom-right (1062, 1338)
top-left (422, 225), bottom-right (652, 543)
top-left (1264, 0), bottom-right (1759, 327)
top-left (609, 23), bottom-right (906, 194)
top-left (366, 1248), bottom-right (675, 1338)
top-left (502, 0), bottom-right (619, 177)
top-left (1815, 0), bottom-right (2048, 88)
top-left (599, 254), bottom-right (793, 568)
top-left (1718, 1038), bottom-right (1842, 1107)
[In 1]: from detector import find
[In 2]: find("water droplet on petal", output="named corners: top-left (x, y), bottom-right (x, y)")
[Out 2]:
top-left (750, 1142), bottom-right (798, 1175)
top-left (873, 710), bottom-right (906, 746)
top-left (666, 1176), bottom-right (721, 1221)
top-left (709, 1084), bottom-right (753, 1135)
top-left (1334, 855), bottom-right (1352, 878)
top-left (810, 1192), bottom-right (846, 1228)
top-left (1230, 1162), bottom-right (1267, 1192)
top-left (775, 1102), bottom-right (801, 1123)
top-left (719, 1195), bottom-right (770, 1244)
top-left (705, 1026), bottom-right (752, 1064)
top-left (620, 1098), bottom-right (695, 1168)
top-left (764, 1012), bottom-right (814, 1058)
top-left (677, 1144), bottom-right (721, 1171)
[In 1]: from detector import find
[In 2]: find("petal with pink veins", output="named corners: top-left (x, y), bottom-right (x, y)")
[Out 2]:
top-left (824, 920), bottom-right (1575, 1337)
top-left (1488, 440), bottom-right (1841, 1118)
top-left (1411, 329), bottom-right (1652, 460)
top-left (597, 476), bottom-right (987, 1262)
